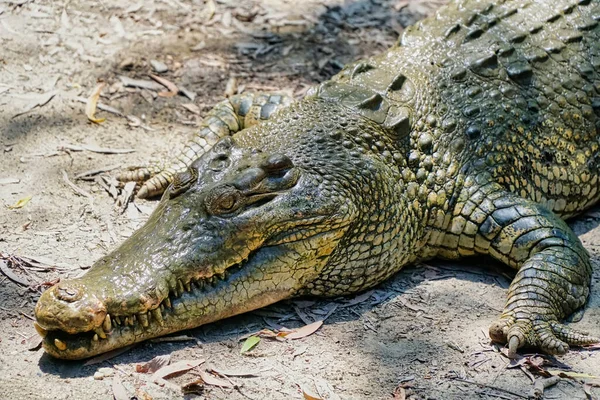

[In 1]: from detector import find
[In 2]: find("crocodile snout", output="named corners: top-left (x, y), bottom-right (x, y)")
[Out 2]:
top-left (35, 281), bottom-right (107, 334)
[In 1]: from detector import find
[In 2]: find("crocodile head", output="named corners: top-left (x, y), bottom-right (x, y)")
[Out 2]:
top-left (34, 114), bottom-right (365, 359)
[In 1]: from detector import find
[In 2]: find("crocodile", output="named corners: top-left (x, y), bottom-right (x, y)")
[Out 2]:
top-left (35, 0), bottom-right (600, 360)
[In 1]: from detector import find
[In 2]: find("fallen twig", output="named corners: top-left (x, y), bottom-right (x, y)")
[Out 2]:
top-left (61, 170), bottom-right (93, 200)
top-left (150, 335), bottom-right (196, 343)
top-left (530, 376), bottom-right (561, 399)
top-left (59, 144), bottom-right (135, 154)
top-left (452, 378), bottom-right (527, 399)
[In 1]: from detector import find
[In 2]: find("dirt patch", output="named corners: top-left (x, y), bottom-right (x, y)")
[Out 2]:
top-left (1, 0), bottom-right (599, 399)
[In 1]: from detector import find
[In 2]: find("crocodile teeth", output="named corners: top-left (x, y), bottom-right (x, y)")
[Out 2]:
top-left (114, 316), bottom-right (121, 326)
top-left (184, 281), bottom-right (191, 292)
top-left (138, 313), bottom-right (149, 328)
top-left (103, 314), bottom-right (112, 332)
top-left (124, 316), bottom-right (132, 326)
top-left (151, 308), bottom-right (164, 326)
top-left (54, 338), bottom-right (67, 350)
top-left (93, 334), bottom-right (99, 342)
top-left (177, 280), bottom-right (185, 295)
top-left (95, 327), bottom-right (107, 339)
top-left (34, 322), bottom-right (47, 338)
top-left (164, 298), bottom-right (172, 308)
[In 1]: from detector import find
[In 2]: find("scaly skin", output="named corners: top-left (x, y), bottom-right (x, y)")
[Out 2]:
top-left (35, 0), bottom-right (600, 359)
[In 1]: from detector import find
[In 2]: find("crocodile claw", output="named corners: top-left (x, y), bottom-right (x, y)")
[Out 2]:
top-left (489, 316), bottom-right (599, 358)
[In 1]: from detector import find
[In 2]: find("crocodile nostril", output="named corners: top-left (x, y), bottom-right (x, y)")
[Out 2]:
top-left (261, 153), bottom-right (294, 173)
top-left (55, 284), bottom-right (83, 303)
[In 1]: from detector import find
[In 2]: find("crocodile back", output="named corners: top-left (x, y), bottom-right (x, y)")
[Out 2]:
top-left (314, 0), bottom-right (600, 218)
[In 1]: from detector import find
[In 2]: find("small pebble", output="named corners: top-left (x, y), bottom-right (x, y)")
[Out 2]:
top-left (93, 367), bottom-right (115, 380)
top-left (150, 60), bottom-right (168, 73)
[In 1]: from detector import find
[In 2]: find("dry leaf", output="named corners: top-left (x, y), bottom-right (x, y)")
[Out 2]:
top-left (136, 354), bottom-right (171, 373)
top-left (302, 387), bottom-right (323, 400)
top-left (240, 336), bottom-right (260, 354)
top-left (149, 74), bottom-right (178, 97)
top-left (182, 380), bottom-right (204, 395)
top-left (112, 375), bottom-right (130, 400)
top-left (12, 91), bottom-right (56, 119)
top-left (151, 359), bottom-right (205, 381)
top-left (199, 370), bottom-right (234, 388)
top-left (202, 0), bottom-right (216, 20)
top-left (341, 290), bottom-right (374, 308)
top-left (8, 195), bottom-right (32, 209)
top-left (86, 83), bottom-right (106, 123)
top-left (0, 260), bottom-right (30, 286)
top-left (181, 103), bottom-right (201, 115)
top-left (393, 386), bottom-right (406, 400)
top-left (285, 320), bottom-right (323, 340)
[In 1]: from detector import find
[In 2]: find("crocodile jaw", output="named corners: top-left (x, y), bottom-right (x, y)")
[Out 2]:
top-left (35, 226), bottom-right (344, 360)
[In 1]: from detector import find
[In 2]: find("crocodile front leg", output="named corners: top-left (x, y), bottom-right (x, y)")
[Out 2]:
top-left (119, 93), bottom-right (293, 198)
top-left (440, 177), bottom-right (599, 357)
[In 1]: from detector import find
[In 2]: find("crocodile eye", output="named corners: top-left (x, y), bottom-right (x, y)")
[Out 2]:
top-left (205, 185), bottom-right (243, 215)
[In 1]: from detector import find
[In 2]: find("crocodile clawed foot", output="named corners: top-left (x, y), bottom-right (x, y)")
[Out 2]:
top-left (117, 165), bottom-right (173, 199)
top-left (489, 316), bottom-right (599, 358)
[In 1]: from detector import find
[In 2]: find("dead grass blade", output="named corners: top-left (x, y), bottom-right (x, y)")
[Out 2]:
top-left (83, 345), bottom-right (135, 366)
top-left (211, 366), bottom-right (271, 378)
top-left (74, 164), bottom-right (120, 180)
top-left (86, 83), bottom-right (106, 123)
top-left (59, 144), bottom-right (135, 154)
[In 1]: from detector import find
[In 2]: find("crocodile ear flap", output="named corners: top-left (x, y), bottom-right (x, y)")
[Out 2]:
top-left (259, 153), bottom-right (294, 176)
top-left (384, 106), bottom-right (412, 139)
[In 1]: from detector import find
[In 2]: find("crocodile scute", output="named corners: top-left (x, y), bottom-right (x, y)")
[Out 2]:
top-left (35, 0), bottom-right (600, 359)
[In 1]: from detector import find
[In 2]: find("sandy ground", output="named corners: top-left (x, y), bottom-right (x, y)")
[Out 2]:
top-left (0, 0), bottom-right (599, 399)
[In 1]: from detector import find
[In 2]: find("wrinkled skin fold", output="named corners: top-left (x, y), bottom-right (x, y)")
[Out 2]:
top-left (36, 0), bottom-right (600, 359)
